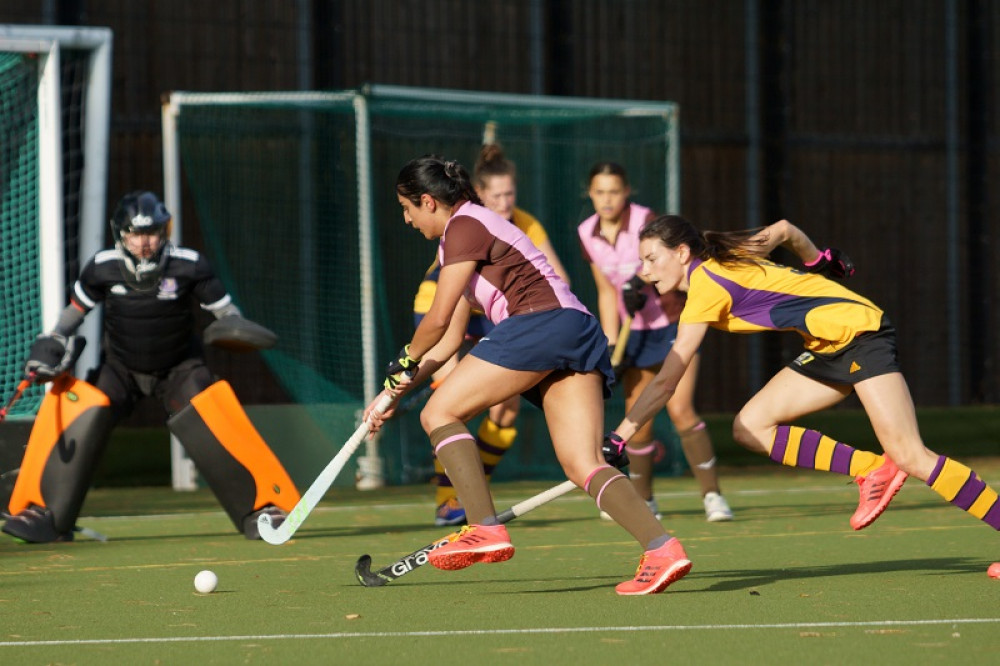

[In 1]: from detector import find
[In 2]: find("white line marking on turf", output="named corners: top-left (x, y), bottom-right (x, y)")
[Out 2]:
top-left (77, 481), bottom-right (877, 524)
top-left (2, 618), bottom-right (998, 648)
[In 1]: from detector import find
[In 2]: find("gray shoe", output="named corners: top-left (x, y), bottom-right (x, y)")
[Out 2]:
top-left (703, 492), bottom-right (734, 522)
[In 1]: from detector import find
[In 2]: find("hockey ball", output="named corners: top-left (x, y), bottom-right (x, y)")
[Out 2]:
top-left (988, 562), bottom-right (1000, 580)
top-left (194, 570), bottom-right (218, 594)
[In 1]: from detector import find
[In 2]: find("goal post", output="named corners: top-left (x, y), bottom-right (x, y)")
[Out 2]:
top-left (163, 84), bottom-right (680, 487)
top-left (0, 25), bottom-right (112, 419)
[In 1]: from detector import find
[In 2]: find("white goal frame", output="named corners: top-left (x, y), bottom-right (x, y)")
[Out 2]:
top-left (162, 85), bottom-right (679, 490)
top-left (0, 24), bottom-right (113, 378)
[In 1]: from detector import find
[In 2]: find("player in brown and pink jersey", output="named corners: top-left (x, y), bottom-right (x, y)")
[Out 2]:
top-left (365, 155), bottom-right (693, 595)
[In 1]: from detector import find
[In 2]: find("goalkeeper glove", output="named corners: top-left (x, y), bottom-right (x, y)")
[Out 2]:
top-left (23, 333), bottom-right (86, 383)
top-left (804, 247), bottom-right (855, 279)
top-left (384, 344), bottom-right (420, 391)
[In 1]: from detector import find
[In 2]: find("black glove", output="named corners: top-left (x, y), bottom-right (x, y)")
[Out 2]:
top-left (602, 432), bottom-right (629, 469)
top-left (23, 333), bottom-right (86, 382)
top-left (621, 275), bottom-right (648, 317)
top-left (804, 247), bottom-right (855, 279)
top-left (384, 344), bottom-right (420, 391)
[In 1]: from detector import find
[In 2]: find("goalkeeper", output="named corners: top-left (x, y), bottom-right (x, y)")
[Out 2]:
top-left (2, 190), bottom-right (299, 543)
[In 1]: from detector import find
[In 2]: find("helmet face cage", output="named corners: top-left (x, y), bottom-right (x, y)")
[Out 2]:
top-left (110, 191), bottom-right (172, 288)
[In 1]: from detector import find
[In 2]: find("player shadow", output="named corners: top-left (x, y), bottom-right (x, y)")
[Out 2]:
top-left (655, 496), bottom-right (940, 523)
top-left (471, 556), bottom-right (990, 595)
top-left (693, 556), bottom-right (989, 593)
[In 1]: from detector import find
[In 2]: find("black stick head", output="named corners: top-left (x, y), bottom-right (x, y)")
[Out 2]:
top-left (355, 554), bottom-right (388, 587)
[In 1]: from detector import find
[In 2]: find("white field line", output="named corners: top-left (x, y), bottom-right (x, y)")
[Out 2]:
top-left (85, 481), bottom-right (868, 523)
top-left (1, 618), bottom-right (999, 648)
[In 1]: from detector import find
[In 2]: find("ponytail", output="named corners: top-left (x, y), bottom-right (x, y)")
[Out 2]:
top-left (640, 215), bottom-right (767, 266)
top-left (396, 155), bottom-right (483, 207)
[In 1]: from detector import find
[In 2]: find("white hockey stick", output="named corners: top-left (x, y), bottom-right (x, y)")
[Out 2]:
top-left (258, 392), bottom-right (395, 545)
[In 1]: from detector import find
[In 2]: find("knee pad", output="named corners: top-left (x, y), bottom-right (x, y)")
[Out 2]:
top-left (166, 380), bottom-right (299, 531)
top-left (8, 376), bottom-right (113, 533)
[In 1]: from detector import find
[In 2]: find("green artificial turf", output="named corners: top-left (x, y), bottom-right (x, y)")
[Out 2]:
top-left (2, 460), bottom-right (999, 664)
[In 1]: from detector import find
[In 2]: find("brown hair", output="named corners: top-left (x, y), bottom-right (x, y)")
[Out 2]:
top-left (472, 143), bottom-right (516, 190)
top-left (587, 161), bottom-right (629, 187)
top-left (639, 215), bottom-right (767, 266)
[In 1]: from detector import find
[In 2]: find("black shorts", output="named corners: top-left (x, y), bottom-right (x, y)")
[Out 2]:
top-left (787, 319), bottom-right (899, 386)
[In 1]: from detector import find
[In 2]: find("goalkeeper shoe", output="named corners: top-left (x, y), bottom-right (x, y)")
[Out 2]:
top-left (434, 498), bottom-right (467, 527)
top-left (2, 506), bottom-right (73, 543)
top-left (703, 492), bottom-right (734, 522)
top-left (243, 505), bottom-right (287, 540)
top-left (850, 456), bottom-right (907, 530)
top-left (615, 538), bottom-right (692, 596)
top-left (427, 524), bottom-right (514, 571)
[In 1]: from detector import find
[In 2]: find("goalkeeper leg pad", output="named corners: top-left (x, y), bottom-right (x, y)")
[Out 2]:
top-left (7, 376), bottom-right (113, 535)
top-left (167, 380), bottom-right (300, 533)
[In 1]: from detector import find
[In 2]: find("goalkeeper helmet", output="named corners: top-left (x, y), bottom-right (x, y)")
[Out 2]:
top-left (110, 191), bottom-right (171, 289)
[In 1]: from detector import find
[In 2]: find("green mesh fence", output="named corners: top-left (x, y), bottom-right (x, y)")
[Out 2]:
top-left (173, 86), bottom-right (683, 483)
top-left (0, 53), bottom-right (45, 417)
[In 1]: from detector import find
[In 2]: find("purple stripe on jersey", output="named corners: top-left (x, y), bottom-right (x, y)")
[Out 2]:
top-left (952, 472), bottom-right (987, 511)
top-left (770, 425), bottom-right (790, 463)
top-left (926, 455), bottom-right (947, 486)
top-left (830, 442), bottom-right (854, 475)
top-left (796, 429), bottom-right (821, 468)
top-left (700, 269), bottom-right (797, 329)
top-left (983, 500), bottom-right (1000, 530)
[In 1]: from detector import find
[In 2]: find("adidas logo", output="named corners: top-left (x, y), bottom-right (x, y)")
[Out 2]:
top-left (849, 361), bottom-right (861, 373)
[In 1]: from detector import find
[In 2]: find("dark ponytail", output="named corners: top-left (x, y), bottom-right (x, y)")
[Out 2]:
top-left (396, 155), bottom-right (483, 207)
top-left (639, 215), bottom-right (767, 265)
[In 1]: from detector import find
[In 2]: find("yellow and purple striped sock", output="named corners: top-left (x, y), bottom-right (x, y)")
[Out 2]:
top-left (476, 418), bottom-right (516, 481)
top-left (769, 425), bottom-right (882, 477)
top-left (927, 456), bottom-right (1000, 529)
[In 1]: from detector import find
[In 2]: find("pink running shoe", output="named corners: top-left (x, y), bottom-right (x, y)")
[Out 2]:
top-left (850, 456), bottom-right (908, 530)
top-left (615, 538), bottom-right (692, 596)
top-left (427, 524), bottom-right (514, 571)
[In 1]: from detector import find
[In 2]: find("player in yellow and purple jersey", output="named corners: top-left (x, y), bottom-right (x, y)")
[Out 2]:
top-left (608, 214), bottom-right (999, 578)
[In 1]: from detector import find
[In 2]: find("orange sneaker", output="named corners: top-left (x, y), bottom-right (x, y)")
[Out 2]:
top-left (615, 538), bottom-right (692, 596)
top-left (850, 456), bottom-right (908, 530)
top-left (427, 524), bottom-right (514, 571)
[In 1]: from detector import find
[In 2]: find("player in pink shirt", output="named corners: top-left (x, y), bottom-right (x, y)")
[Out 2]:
top-left (578, 162), bottom-right (732, 522)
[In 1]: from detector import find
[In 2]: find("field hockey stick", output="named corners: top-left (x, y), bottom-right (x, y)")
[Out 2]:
top-left (72, 525), bottom-right (109, 542)
top-left (610, 316), bottom-right (632, 368)
top-left (354, 478), bottom-right (578, 587)
top-left (258, 391), bottom-right (396, 545)
top-left (0, 375), bottom-right (34, 423)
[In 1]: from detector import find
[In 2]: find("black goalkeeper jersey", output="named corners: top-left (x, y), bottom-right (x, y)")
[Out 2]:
top-left (71, 245), bottom-right (232, 373)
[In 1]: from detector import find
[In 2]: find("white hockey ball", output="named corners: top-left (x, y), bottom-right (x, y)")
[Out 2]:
top-left (194, 570), bottom-right (218, 594)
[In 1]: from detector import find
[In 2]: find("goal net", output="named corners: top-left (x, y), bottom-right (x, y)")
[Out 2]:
top-left (163, 84), bottom-right (680, 484)
top-left (0, 26), bottom-right (112, 420)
